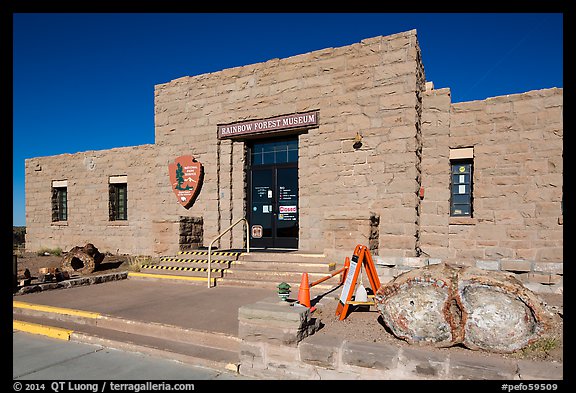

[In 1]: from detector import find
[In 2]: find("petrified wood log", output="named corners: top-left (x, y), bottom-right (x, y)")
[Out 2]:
top-left (61, 243), bottom-right (104, 275)
top-left (374, 263), bottom-right (554, 353)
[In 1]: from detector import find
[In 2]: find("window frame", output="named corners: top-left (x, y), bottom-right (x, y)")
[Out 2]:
top-left (109, 182), bottom-right (128, 221)
top-left (450, 159), bottom-right (473, 218)
top-left (52, 186), bottom-right (68, 222)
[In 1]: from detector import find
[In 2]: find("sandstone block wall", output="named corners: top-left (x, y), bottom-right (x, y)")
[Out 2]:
top-left (419, 87), bottom-right (563, 265)
top-left (25, 144), bottom-right (159, 255)
top-left (24, 30), bottom-right (562, 270)
top-left (154, 30), bottom-right (425, 257)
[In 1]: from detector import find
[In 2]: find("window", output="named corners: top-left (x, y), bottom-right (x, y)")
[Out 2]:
top-left (450, 160), bottom-right (473, 217)
top-left (250, 138), bottom-right (298, 166)
top-left (52, 187), bottom-right (68, 221)
top-left (109, 176), bottom-right (127, 221)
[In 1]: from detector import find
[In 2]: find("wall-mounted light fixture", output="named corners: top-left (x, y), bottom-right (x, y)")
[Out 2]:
top-left (353, 131), bottom-right (363, 149)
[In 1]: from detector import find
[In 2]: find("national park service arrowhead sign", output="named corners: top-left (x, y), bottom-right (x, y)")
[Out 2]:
top-left (168, 155), bottom-right (203, 209)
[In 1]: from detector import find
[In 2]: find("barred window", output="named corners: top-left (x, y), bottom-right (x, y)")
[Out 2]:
top-left (109, 182), bottom-right (127, 221)
top-left (51, 186), bottom-right (67, 222)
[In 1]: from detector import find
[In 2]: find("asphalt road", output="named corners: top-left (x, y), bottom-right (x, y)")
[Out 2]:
top-left (12, 331), bottom-right (256, 382)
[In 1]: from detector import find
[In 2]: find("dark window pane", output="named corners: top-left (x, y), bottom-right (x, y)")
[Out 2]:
top-left (452, 204), bottom-right (471, 216)
top-left (451, 184), bottom-right (469, 196)
top-left (452, 194), bottom-right (470, 204)
top-left (275, 148), bottom-right (288, 164)
top-left (251, 138), bottom-right (299, 167)
top-left (452, 163), bottom-right (471, 174)
top-left (288, 149), bottom-right (298, 163)
top-left (251, 152), bottom-right (263, 165)
top-left (452, 174), bottom-right (470, 185)
top-left (262, 151), bottom-right (275, 165)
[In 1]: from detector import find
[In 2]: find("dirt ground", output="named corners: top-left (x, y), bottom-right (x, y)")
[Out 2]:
top-left (14, 251), bottom-right (132, 283)
top-left (14, 251), bottom-right (563, 365)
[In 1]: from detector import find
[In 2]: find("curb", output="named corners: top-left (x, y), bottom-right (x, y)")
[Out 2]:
top-left (128, 271), bottom-right (215, 285)
top-left (13, 320), bottom-right (74, 340)
top-left (13, 301), bottom-right (102, 320)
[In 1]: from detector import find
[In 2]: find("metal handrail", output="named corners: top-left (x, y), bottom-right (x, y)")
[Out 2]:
top-left (207, 218), bottom-right (250, 288)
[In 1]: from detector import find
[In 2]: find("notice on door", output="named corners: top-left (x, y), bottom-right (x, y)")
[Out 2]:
top-left (279, 206), bottom-right (297, 213)
top-left (279, 205), bottom-right (297, 221)
top-left (279, 186), bottom-right (296, 201)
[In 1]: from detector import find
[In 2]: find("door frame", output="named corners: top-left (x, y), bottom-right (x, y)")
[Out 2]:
top-left (247, 138), bottom-right (299, 249)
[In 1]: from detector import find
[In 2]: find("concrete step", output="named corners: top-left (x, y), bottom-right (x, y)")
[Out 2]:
top-left (173, 250), bottom-right (242, 261)
top-left (216, 275), bottom-right (343, 296)
top-left (128, 272), bottom-right (215, 286)
top-left (13, 304), bottom-right (241, 373)
top-left (140, 265), bottom-right (226, 278)
top-left (158, 258), bottom-right (235, 269)
top-left (238, 251), bottom-right (329, 263)
top-left (223, 269), bottom-right (338, 283)
top-left (149, 250), bottom-right (342, 291)
top-left (231, 260), bottom-right (336, 273)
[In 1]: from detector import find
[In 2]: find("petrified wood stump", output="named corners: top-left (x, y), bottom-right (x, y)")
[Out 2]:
top-left (374, 263), bottom-right (555, 353)
top-left (61, 243), bottom-right (104, 275)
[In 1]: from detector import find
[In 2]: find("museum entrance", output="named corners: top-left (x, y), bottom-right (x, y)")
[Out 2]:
top-left (248, 137), bottom-right (298, 249)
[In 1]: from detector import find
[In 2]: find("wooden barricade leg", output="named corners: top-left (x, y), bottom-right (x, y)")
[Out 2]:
top-left (362, 246), bottom-right (381, 291)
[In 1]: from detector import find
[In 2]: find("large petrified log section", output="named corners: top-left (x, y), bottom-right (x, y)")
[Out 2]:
top-left (61, 243), bottom-right (104, 275)
top-left (374, 263), bottom-right (555, 353)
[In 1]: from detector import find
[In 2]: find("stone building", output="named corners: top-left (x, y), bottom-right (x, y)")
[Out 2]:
top-left (25, 29), bottom-right (563, 276)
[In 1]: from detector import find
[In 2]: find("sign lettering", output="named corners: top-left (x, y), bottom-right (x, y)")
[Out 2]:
top-left (217, 110), bottom-right (319, 139)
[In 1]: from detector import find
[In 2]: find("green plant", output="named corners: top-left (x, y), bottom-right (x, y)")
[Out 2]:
top-left (520, 335), bottom-right (560, 360)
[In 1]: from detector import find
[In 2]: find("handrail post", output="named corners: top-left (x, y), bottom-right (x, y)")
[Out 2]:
top-left (207, 243), bottom-right (212, 288)
top-left (246, 218), bottom-right (250, 254)
top-left (207, 217), bottom-right (249, 288)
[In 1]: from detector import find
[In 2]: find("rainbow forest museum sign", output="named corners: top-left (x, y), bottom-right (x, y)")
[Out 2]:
top-left (217, 110), bottom-right (319, 139)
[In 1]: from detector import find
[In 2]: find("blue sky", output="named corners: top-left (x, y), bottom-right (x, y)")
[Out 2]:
top-left (12, 13), bottom-right (563, 226)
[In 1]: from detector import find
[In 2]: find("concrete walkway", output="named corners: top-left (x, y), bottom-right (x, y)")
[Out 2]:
top-left (13, 276), bottom-right (278, 373)
top-left (14, 277), bottom-right (276, 336)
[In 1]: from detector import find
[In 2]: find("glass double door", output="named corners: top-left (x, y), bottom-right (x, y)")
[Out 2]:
top-left (249, 138), bottom-right (298, 249)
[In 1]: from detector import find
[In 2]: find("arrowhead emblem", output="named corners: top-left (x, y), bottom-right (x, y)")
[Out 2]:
top-left (168, 155), bottom-right (203, 208)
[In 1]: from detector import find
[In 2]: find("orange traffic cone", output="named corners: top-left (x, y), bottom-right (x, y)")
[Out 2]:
top-left (297, 272), bottom-right (313, 310)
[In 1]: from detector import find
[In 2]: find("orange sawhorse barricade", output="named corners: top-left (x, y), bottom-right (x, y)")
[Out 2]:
top-left (297, 244), bottom-right (381, 320)
top-left (334, 244), bottom-right (381, 320)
